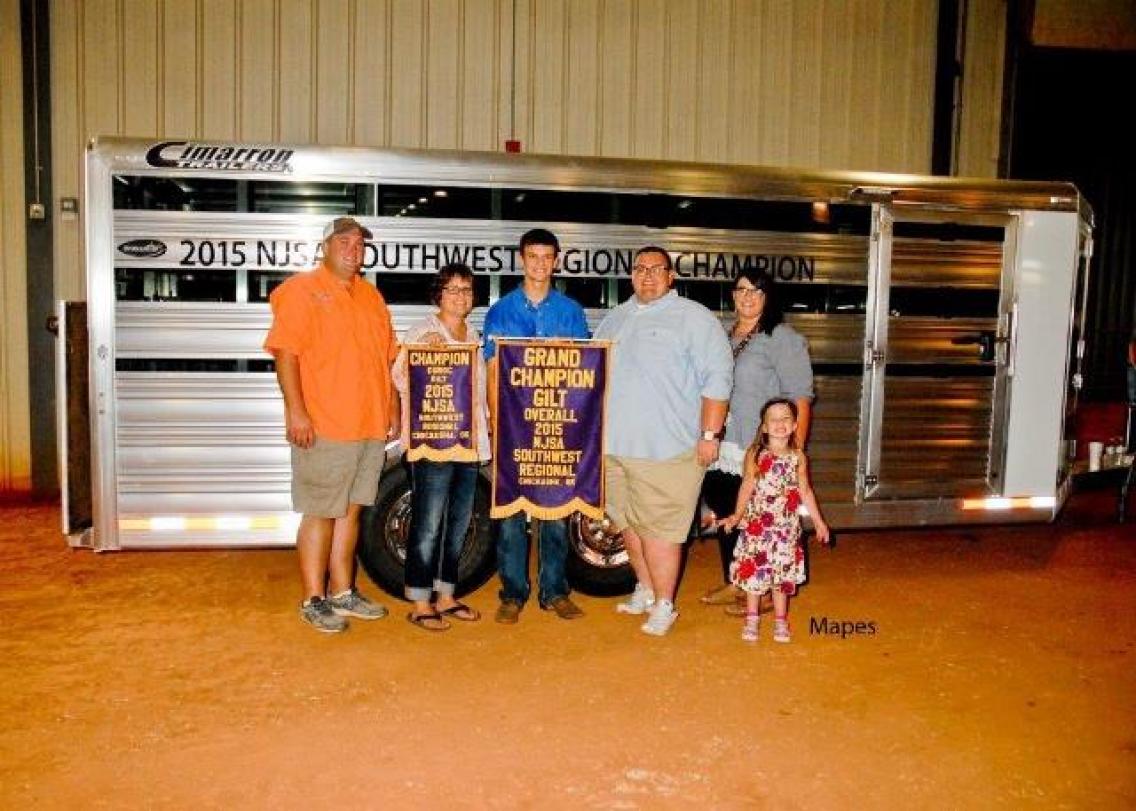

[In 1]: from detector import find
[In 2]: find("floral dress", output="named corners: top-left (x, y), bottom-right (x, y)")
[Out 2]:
top-left (729, 449), bottom-right (806, 596)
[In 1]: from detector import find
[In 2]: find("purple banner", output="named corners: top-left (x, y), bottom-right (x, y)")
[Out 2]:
top-left (406, 344), bottom-right (478, 463)
top-left (491, 340), bottom-right (608, 520)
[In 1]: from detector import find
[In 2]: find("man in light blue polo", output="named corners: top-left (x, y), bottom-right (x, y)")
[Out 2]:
top-left (594, 246), bottom-right (733, 636)
top-left (483, 228), bottom-right (591, 624)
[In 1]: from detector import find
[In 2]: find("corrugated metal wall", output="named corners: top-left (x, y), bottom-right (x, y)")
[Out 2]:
top-left (0, 0), bottom-right (32, 492)
top-left (957, 0), bottom-right (1006, 178)
top-left (0, 0), bottom-right (1010, 492)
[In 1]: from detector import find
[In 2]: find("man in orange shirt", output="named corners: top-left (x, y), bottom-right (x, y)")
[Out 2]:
top-left (265, 217), bottom-right (400, 633)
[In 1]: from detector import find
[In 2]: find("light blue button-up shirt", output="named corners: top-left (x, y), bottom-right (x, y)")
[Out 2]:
top-left (594, 290), bottom-right (733, 460)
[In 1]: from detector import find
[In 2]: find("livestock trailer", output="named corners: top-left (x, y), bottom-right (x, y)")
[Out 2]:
top-left (59, 137), bottom-right (1092, 595)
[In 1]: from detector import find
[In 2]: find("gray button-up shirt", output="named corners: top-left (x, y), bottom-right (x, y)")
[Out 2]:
top-left (722, 322), bottom-right (814, 449)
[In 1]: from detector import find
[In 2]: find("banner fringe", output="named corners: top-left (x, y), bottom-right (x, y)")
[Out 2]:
top-left (490, 496), bottom-right (605, 522)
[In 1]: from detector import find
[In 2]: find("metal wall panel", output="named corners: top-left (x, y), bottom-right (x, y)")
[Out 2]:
top-left (238, 0), bottom-right (276, 142)
top-left (50, 0), bottom-right (82, 304)
top-left (160, 0), bottom-right (199, 138)
top-left (315, 0), bottom-right (352, 144)
top-left (201, 0), bottom-right (238, 138)
top-left (352, 0), bottom-right (391, 146)
top-left (122, 0), bottom-right (160, 137)
top-left (0, 0), bottom-right (32, 491)
top-left (957, 0), bottom-right (1006, 178)
top-left (390, 0), bottom-right (426, 147)
top-left (278, 0), bottom-right (315, 142)
top-left (426, 0), bottom-right (462, 149)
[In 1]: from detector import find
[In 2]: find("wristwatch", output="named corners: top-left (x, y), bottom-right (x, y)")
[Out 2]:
top-left (700, 429), bottom-right (722, 442)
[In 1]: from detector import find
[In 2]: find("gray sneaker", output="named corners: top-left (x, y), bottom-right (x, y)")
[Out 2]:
top-left (615, 583), bottom-right (655, 615)
top-left (300, 596), bottom-right (348, 633)
top-left (328, 588), bottom-right (388, 620)
top-left (640, 599), bottom-right (679, 636)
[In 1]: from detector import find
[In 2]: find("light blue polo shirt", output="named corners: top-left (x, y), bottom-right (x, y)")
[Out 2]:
top-left (594, 290), bottom-right (733, 460)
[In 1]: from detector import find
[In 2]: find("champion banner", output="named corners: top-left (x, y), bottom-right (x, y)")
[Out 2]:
top-left (491, 340), bottom-right (608, 520)
top-left (406, 344), bottom-right (479, 463)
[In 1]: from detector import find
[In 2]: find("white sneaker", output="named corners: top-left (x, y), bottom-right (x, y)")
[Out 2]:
top-left (640, 599), bottom-right (678, 636)
top-left (616, 583), bottom-right (655, 615)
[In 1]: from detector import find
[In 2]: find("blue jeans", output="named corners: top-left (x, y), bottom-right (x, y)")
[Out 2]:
top-left (496, 512), bottom-right (570, 605)
top-left (405, 461), bottom-right (479, 601)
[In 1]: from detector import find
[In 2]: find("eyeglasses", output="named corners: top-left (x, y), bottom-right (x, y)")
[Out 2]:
top-left (732, 286), bottom-right (764, 298)
top-left (441, 286), bottom-right (474, 296)
top-left (632, 264), bottom-right (671, 277)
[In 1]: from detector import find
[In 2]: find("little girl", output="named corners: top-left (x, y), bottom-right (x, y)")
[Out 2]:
top-left (717, 398), bottom-right (830, 643)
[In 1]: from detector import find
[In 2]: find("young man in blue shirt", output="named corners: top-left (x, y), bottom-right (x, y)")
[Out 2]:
top-left (483, 228), bottom-right (591, 623)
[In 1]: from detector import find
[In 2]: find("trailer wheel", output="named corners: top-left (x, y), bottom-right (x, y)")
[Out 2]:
top-left (564, 512), bottom-right (636, 596)
top-left (357, 463), bottom-right (496, 600)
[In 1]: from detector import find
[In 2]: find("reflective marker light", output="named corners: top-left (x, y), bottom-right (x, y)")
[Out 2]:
top-left (120, 513), bottom-right (300, 533)
top-left (960, 496), bottom-right (1056, 511)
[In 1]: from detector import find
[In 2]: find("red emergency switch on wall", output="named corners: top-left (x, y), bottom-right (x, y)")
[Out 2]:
top-left (505, 140), bottom-right (522, 153)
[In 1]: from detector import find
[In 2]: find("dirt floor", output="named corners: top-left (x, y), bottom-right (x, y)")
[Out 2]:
top-left (1, 493), bottom-right (1134, 809)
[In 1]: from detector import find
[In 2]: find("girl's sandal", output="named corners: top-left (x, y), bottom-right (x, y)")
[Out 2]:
top-left (741, 611), bottom-right (760, 643)
top-left (772, 617), bottom-right (791, 643)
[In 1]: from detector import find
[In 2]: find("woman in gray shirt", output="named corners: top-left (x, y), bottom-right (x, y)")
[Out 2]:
top-left (700, 269), bottom-right (815, 607)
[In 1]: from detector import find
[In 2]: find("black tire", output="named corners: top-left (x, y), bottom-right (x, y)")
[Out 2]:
top-left (564, 511), bottom-right (636, 597)
top-left (357, 462), bottom-right (496, 600)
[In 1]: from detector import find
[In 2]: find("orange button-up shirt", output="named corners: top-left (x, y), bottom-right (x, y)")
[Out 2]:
top-left (264, 264), bottom-right (399, 441)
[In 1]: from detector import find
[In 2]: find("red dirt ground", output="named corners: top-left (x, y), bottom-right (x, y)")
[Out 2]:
top-left (1, 493), bottom-right (1134, 808)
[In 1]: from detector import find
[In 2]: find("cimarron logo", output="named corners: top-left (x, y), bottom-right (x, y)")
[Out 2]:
top-left (145, 140), bottom-right (294, 172)
top-left (118, 239), bottom-right (167, 258)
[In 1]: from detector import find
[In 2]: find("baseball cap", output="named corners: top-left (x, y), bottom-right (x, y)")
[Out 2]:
top-left (322, 216), bottom-right (373, 241)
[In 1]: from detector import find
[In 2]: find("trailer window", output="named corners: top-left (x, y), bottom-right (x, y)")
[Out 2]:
top-left (114, 176), bottom-right (239, 211)
top-left (114, 268), bottom-right (235, 302)
top-left (500, 189), bottom-right (628, 224)
top-left (889, 287), bottom-right (1000, 318)
top-left (380, 186), bottom-right (492, 219)
top-left (114, 176), bottom-right (374, 215)
top-left (247, 182), bottom-right (373, 215)
top-left (892, 221), bottom-right (1004, 243)
top-left (826, 286), bottom-right (868, 314)
top-left (674, 279), bottom-right (725, 310)
top-left (661, 197), bottom-right (870, 235)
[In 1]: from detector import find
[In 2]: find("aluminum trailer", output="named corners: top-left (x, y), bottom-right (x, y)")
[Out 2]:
top-left (59, 137), bottom-right (1093, 595)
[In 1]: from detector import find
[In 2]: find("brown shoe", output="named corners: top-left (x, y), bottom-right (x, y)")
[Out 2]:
top-left (495, 599), bottom-right (522, 624)
top-left (541, 595), bottom-right (584, 620)
top-left (700, 583), bottom-right (740, 606)
top-left (724, 600), bottom-right (747, 617)
top-left (725, 595), bottom-right (770, 617)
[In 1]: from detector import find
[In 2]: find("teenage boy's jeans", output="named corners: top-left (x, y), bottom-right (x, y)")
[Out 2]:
top-left (405, 461), bottom-right (479, 601)
top-left (496, 512), bottom-right (570, 606)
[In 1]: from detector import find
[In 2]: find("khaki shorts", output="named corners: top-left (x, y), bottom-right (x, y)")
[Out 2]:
top-left (605, 451), bottom-right (706, 544)
top-left (291, 437), bottom-right (385, 518)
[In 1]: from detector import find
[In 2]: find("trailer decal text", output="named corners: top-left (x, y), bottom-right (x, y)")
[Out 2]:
top-left (145, 141), bottom-right (294, 173)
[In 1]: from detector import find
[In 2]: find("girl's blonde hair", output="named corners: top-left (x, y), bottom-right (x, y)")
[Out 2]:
top-left (750, 397), bottom-right (799, 454)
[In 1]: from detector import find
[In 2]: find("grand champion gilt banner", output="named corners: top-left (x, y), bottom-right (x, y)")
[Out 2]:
top-left (491, 340), bottom-right (608, 521)
top-left (406, 344), bottom-right (479, 463)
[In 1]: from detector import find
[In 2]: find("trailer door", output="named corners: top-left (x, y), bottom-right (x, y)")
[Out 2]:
top-left (857, 205), bottom-right (1016, 502)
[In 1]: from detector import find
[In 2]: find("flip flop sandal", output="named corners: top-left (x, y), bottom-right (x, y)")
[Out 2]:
top-left (437, 602), bottom-right (481, 622)
top-left (406, 611), bottom-right (450, 632)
